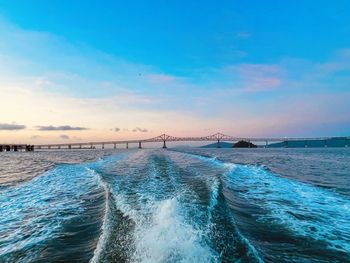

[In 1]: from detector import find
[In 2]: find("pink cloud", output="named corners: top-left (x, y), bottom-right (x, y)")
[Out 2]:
top-left (245, 77), bottom-right (281, 92)
top-left (225, 63), bottom-right (282, 92)
top-left (146, 73), bottom-right (177, 84)
top-left (235, 64), bottom-right (280, 76)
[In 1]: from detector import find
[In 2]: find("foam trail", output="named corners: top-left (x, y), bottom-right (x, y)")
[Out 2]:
top-left (90, 151), bottom-right (224, 262)
top-left (224, 163), bottom-right (350, 254)
top-left (105, 150), bottom-right (268, 262)
top-left (185, 152), bottom-right (350, 257)
top-left (0, 164), bottom-right (104, 262)
top-left (89, 172), bottom-right (110, 263)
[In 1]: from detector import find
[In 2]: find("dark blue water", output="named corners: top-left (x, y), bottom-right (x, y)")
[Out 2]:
top-left (0, 148), bottom-right (349, 262)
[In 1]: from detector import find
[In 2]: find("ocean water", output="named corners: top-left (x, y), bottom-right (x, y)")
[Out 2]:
top-left (0, 148), bottom-right (349, 262)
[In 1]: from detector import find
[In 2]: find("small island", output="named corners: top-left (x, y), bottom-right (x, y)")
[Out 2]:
top-left (233, 140), bottom-right (257, 148)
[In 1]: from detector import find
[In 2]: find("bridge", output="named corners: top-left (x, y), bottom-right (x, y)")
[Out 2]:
top-left (34, 133), bottom-right (350, 150)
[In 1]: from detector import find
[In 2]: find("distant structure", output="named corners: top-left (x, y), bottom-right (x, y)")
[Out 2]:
top-left (33, 132), bottom-right (350, 150)
top-left (0, 144), bottom-right (34, 152)
top-left (233, 140), bottom-right (257, 148)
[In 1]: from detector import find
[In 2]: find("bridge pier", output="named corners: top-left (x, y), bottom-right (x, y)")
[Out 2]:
top-left (114, 143), bottom-right (116, 149)
top-left (284, 141), bottom-right (288, 148)
top-left (265, 140), bottom-right (268, 148)
top-left (217, 140), bottom-right (221, 148)
top-left (68, 145), bottom-right (71, 149)
top-left (324, 140), bottom-right (327, 147)
top-left (139, 141), bottom-right (142, 149)
top-left (102, 144), bottom-right (104, 150)
top-left (126, 142), bottom-right (129, 149)
top-left (162, 140), bottom-right (167, 149)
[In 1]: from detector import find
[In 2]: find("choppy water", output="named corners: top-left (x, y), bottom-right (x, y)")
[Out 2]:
top-left (0, 148), bottom-right (350, 262)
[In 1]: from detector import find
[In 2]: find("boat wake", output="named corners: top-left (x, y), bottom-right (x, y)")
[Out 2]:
top-left (90, 150), bottom-right (262, 262)
top-left (1, 149), bottom-right (349, 262)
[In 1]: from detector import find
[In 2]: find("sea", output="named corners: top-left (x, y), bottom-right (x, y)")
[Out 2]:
top-left (0, 148), bottom-right (349, 263)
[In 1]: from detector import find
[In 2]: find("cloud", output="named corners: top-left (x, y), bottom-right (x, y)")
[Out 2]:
top-left (224, 63), bottom-right (282, 92)
top-left (114, 128), bottom-right (120, 132)
top-left (234, 63), bottom-right (280, 75)
top-left (244, 77), bottom-right (281, 92)
top-left (132, 127), bottom-right (148, 132)
top-left (60, 134), bottom-right (70, 139)
top-left (36, 125), bottom-right (89, 131)
top-left (0, 123), bottom-right (26, 130)
top-left (146, 73), bottom-right (177, 84)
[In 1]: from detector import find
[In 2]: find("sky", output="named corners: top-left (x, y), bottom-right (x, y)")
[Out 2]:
top-left (0, 0), bottom-right (350, 143)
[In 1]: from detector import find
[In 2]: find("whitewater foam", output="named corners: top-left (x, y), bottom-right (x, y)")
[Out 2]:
top-left (132, 197), bottom-right (218, 263)
top-left (223, 161), bottom-right (350, 254)
top-left (0, 164), bottom-right (103, 261)
top-left (89, 171), bottom-right (110, 263)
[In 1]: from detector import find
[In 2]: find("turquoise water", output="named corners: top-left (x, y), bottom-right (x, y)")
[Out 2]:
top-left (0, 148), bottom-right (349, 262)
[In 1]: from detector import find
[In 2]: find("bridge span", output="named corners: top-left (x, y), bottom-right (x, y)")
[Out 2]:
top-left (35, 133), bottom-right (350, 150)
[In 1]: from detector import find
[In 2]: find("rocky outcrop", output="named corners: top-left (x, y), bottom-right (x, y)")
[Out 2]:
top-left (233, 140), bottom-right (257, 148)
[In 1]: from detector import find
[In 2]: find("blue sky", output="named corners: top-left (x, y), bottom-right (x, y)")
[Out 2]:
top-left (0, 1), bottom-right (349, 142)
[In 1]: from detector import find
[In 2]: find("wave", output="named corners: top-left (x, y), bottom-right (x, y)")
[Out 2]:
top-left (96, 151), bottom-right (219, 262)
top-left (0, 163), bottom-right (106, 262)
top-left (182, 151), bottom-right (350, 261)
top-left (89, 170), bottom-right (110, 263)
top-left (225, 164), bottom-right (350, 257)
top-left (89, 150), bottom-right (264, 262)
